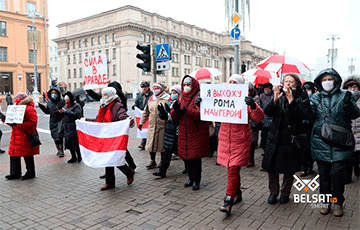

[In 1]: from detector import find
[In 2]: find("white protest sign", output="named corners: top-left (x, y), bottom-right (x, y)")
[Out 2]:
top-left (5, 105), bottom-right (26, 124)
top-left (200, 84), bottom-right (248, 124)
top-left (83, 53), bottom-right (108, 90)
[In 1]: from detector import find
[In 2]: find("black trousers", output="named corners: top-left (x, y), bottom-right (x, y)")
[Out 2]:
top-left (317, 160), bottom-right (347, 206)
top-left (345, 150), bottom-right (360, 181)
top-left (10, 156), bottom-right (35, 176)
top-left (105, 164), bottom-right (133, 186)
top-left (125, 150), bottom-right (136, 170)
top-left (301, 145), bottom-right (313, 172)
top-left (186, 158), bottom-right (202, 184)
top-left (159, 150), bottom-right (172, 173)
top-left (260, 127), bottom-right (269, 148)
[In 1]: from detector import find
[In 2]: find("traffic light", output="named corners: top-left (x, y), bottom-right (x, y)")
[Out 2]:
top-left (136, 44), bottom-right (151, 72)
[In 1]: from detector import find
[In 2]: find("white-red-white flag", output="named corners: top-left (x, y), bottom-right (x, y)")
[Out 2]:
top-left (76, 119), bottom-right (130, 167)
top-left (135, 107), bottom-right (149, 139)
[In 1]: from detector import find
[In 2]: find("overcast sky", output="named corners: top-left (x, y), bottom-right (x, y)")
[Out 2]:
top-left (48, 0), bottom-right (360, 76)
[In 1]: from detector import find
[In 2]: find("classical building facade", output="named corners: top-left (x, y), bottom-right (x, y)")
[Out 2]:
top-left (54, 5), bottom-right (276, 96)
top-left (0, 0), bottom-right (48, 98)
top-left (49, 40), bottom-right (59, 81)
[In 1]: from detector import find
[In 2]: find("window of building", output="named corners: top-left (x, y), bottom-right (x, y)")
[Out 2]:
top-left (73, 54), bottom-right (76, 64)
top-left (0, 0), bottom-right (5, 11)
top-left (79, 68), bottom-right (82, 77)
top-left (79, 53), bottom-right (82, 63)
top-left (68, 69), bottom-right (71, 78)
top-left (55, 56), bottom-right (57, 62)
top-left (98, 36), bottom-right (102, 44)
top-left (146, 35), bottom-right (150, 43)
top-left (55, 67), bottom-right (57, 73)
top-left (67, 42), bottom-right (70, 50)
top-left (184, 68), bottom-right (190, 75)
top-left (175, 40), bottom-right (178, 48)
top-left (91, 37), bottom-right (95, 46)
top-left (50, 57), bottom-right (53, 62)
top-left (184, 55), bottom-right (191, 64)
top-left (91, 51), bottom-right (95, 56)
top-left (29, 49), bottom-right (36, 63)
top-left (172, 67), bottom-right (179, 77)
top-left (186, 43), bottom-right (190, 51)
top-left (206, 59), bottom-right (211, 67)
top-left (105, 49), bottom-right (109, 59)
top-left (157, 37), bottom-right (160, 44)
top-left (73, 41), bottom-right (76, 49)
top-left (173, 53), bottom-right (179, 63)
top-left (79, 40), bottom-right (81, 48)
top-left (0, 21), bottom-right (6, 36)
top-left (98, 50), bottom-right (101, 54)
top-left (73, 69), bottom-right (76, 78)
top-left (105, 34), bottom-right (109, 43)
top-left (50, 47), bottom-right (53, 53)
top-left (141, 34), bottom-right (145, 42)
top-left (27, 2), bottom-right (35, 13)
top-left (68, 83), bottom-right (71, 91)
top-left (74, 83), bottom-right (77, 90)
top-left (196, 57), bottom-right (200, 65)
top-left (85, 52), bottom-right (88, 57)
top-left (0, 47), bottom-right (7, 61)
top-left (113, 48), bottom-right (116, 59)
top-left (113, 65), bottom-right (116, 75)
top-left (67, 55), bottom-right (70, 64)
top-left (214, 60), bottom-right (219, 68)
top-left (112, 33), bottom-right (116, 42)
top-left (161, 37), bottom-right (165, 43)
top-left (80, 82), bottom-right (82, 87)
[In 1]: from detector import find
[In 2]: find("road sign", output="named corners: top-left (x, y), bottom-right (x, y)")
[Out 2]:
top-left (156, 43), bottom-right (170, 61)
top-left (231, 28), bottom-right (241, 39)
top-left (230, 39), bottom-right (241, 46)
top-left (232, 12), bottom-right (242, 25)
top-left (156, 61), bottom-right (170, 71)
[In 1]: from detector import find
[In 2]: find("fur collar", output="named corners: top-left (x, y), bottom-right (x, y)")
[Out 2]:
top-left (18, 96), bottom-right (33, 105)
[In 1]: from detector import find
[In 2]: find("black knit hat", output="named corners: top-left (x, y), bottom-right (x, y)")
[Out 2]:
top-left (140, 81), bottom-right (150, 88)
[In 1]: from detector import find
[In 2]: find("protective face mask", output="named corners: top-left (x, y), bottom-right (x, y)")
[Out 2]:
top-left (307, 91), bottom-right (313, 96)
top-left (183, 86), bottom-right (191, 93)
top-left (51, 94), bottom-right (59, 100)
top-left (100, 97), bottom-right (108, 104)
top-left (171, 94), bottom-right (178, 101)
top-left (322, 81), bottom-right (334, 92)
top-left (154, 89), bottom-right (162, 96)
top-left (65, 101), bottom-right (71, 106)
top-left (265, 91), bottom-right (272, 96)
top-left (351, 90), bottom-right (360, 97)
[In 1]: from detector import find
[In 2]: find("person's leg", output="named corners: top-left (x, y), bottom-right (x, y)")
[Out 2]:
top-left (22, 156), bottom-right (35, 180)
top-left (184, 159), bottom-right (194, 187)
top-left (117, 164), bottom-right (135, 185)
top-left (101, 167), bottom-right (115, 190)
top-left (182, 158), bottom-right (188, 174)
top-left (279, 173), bottom-right (294, 203)
top-left (354, 150), bottom-right (360, 177)
top-left (68, 150), bottom-right (77, 163)
top-left (0, 129), bottom-right (5, 153)
top-left (260, 127), bottom-right (269, 148)
top-left (6, 156), bottom-right (21, 179)
top-left (154, 150), bottom-right (172, 178)
top-left (268, 172), bottom-right (279, 204)
top-left (220, 166), bottom-right (240, 214)
top-left (146, 152), bottom-right (157, 169)
top-left (158, 152), bottom-right (165, 168)
top-left (331, 161), bottom-right (347, 216)
top-left (125, 149), bottom-right (136, 170)
top-left (139, 138), bottom-right (146, 149)
top-left (317, 160), bottom-right (332, 214)
top-left (75, 146), bottom-right (82, 163)
top-left (247, 142), bottom-right (256, 167)
top-left (344, 160), bottom-right (353, 184)
top-left (54, 139), bottom-right (64, 158)
top-left (192, 158), bottom-right (202, 190)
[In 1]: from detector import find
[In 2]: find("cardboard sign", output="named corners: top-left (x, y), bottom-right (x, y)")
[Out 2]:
top-left (200, 84), bottom-right (248, 124)
top-left (5, 105), bottom-right (26, 124)
top-left (83, 53), bottom-right (108, 90)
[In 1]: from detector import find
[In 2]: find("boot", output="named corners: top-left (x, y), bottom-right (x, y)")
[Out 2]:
top-left (68, 150), bottom-right (77, 163)
top-left (21, 172), bottom-right (36, 180)
top-left (76, 151), bottom-right (82, 163)
top-left (333, 204), bottom-right (343, 217)
top-left (220, 195), bottom-right (235, 214)
top-left (247, 142), bottom-right (255, 167)
top-left (0, 149), bottom-right (5, 153)
top-left (319, 204), bottom-right (331, 215)
top-left (127, 168), bottom-right (135, 185)
top-left (268, 193), bottom-right (278, 204)
top-left (153, 170), bottom-right (166, 178)
top-left (57, 144), bottom-right (64, 158)
top-left (146, 160), bottom-right (156, 169)
top-left (234, 189), bottom-right (242, 204)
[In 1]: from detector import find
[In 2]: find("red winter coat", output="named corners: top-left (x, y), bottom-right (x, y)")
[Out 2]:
top-left (3, 97), bottom-right (40, 157)
top-left (217, 103), bottom-right (264, 167)
top-left (170, 76), bottom-right (209, 160)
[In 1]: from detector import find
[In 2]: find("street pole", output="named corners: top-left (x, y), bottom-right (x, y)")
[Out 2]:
top-left (153, 42), bottom-right (157, 83)
top-left (32, 14), bottom-right (39, 105)
top-left (234, 0), bottom-right (239, 74)
top-left (327, 34), bottom-right (340, 69)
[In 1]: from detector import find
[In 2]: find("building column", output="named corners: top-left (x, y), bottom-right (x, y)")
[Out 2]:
top-left (226, 57), bottom-right (230, 82)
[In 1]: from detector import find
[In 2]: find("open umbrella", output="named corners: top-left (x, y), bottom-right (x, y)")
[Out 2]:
top-left (189, 68), bottom-right (222, 81)
top-left (241, 69), bottom-right (280, 86)
top-left (257, 55), bottom-right (310, 75)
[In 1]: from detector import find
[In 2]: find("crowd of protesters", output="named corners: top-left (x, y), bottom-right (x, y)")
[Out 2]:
top-left (0, 68), bottom-right (359, 218)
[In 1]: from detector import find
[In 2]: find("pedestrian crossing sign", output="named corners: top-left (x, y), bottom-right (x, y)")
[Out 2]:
top-left (156, 43), bottom-right (170, 61)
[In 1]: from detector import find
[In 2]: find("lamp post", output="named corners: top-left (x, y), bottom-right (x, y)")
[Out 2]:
top-left (26, 9), bottom-right (42, 105)
top-left (326, 34), bottom-right (340, 69)
top-left (348, 58), bottom-right (356, 75)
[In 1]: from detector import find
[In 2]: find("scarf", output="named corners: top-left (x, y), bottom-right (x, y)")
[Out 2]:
top-left (96, 100), bottom-right (116, 123)
top-left (100, 95), bottom-right (118, 108)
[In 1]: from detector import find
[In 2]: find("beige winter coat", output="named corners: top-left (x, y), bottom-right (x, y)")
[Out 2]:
top-left (140, 93), bottom-right (170, 152)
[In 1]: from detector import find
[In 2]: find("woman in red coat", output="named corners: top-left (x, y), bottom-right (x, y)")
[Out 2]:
top-left (0, 92), bottom-right (39, 180)
top-left (217, 75), bottom-right (264, 214)
top-left (170, 75), bottom-right (209, 190)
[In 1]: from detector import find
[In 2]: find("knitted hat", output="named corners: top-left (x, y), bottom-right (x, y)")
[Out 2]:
top-left (183, 77), bottom-right (192, 84)
top-left (15, 92), bottom-right (28, 100)
top-left (102, 87), bottom-right (117, 97)
top-left (229, 74), bottom-right (245, 84)
top-left (152, 83), bottom-right (163, 89)
top-left (343, 80), bottom-right (360, 90)
top-left (159, 82), bottom-right (167, 90)
top-left (263, 83), bottom-right (273, 89)
top-left (170, 85), bottom-right (182, 95)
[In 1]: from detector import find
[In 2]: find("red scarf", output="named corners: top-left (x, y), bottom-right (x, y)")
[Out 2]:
top-left (96, 101), bottom-right (116, 123)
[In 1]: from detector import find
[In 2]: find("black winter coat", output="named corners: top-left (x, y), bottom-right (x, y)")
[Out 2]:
top-left (262, 89), bottom-right (312, 173)
top-left (163, 101), bottom-right (179, 153)
top-left (38, 88), bottom-right (65, 140)
top-left (134, 91), bottom-right (153, 110)
top-left (62, 103), bottom-right (82, 151)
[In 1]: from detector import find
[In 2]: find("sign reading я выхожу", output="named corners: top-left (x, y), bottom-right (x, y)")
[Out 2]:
top-left (200, 84), bottom-right (248, 124)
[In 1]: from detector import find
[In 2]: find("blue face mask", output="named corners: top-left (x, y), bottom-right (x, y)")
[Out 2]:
top-left (171, 94), bottom-right (178, 101)
top-left (51, 94), bottom-right (59, 100)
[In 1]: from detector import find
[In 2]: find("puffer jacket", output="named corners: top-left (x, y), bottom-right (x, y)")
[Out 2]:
top-left (134, 91), bottom-right (153, 110)
top-left (163, 100), bottom-right (179, 153)
top-left (310, 68), bottom-right (360, 162)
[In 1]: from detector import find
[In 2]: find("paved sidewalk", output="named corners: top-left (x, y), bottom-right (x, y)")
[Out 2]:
top-left (0, 132), bottom-right (359, 229)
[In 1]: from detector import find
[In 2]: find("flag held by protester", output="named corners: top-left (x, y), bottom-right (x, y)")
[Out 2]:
top-left (76, 119), bottom-right (130, 167)
top-left (135, 107), bottom-right (149, 139)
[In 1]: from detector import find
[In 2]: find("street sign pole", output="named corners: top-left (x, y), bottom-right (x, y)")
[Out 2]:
top-left (234, 0), bottom-right (240, 74)
top-left (153, 43), bottom-right (157, 83)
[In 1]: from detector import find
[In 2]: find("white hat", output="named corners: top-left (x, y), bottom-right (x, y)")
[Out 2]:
top-left (229, 74), bottom-right (245, 84)
top-left (102, 87), bottom-right (117, 97)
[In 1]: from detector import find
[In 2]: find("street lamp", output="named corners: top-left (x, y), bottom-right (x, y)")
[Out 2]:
top-left (25, 9), bottom-right (42, 105)
top-left (326, 34), bottom-right (340, 69)
top-left (348, 57), bottom-right (356, 75)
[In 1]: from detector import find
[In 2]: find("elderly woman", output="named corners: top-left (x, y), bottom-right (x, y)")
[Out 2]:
top-left (87, 87), bottom-right (135, 190)
top-left (170, 76), bottom-right (209, 190)
top-left (0, 92), bottom-right (39, 180)
top-left (58, 91), bottom-right (83, 163)
top-left (217, 75), bottom-right (264, 214)
top-left (139, 83), bottom-right (170, 169)
top-left (310, 69), bottom-right (360, 216)
top-left (262, 73), bottom-right (312, 205)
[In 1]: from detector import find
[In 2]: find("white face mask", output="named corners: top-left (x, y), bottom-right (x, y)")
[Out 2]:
top-left (154, 89), bottom-right (162, 96)
top-left (100, 97), bottom-right (108, 104)
top-left (183, 86), bottom-right (191, 93)
top-left (307, 91), bottom-right (313, 96)
top-left (322, 81), bottom-right (334, 92)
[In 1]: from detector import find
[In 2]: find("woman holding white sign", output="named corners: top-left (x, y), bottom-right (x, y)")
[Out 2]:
top-left (0, 92), bottom-right (39, 180)
top-left (217, 75), bottom-right (265, 214)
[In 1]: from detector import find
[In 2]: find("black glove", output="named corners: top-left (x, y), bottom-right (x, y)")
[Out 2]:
top-left (138, 124), bottom-right (143, 131)
top-left (0, 113), bottom-right (5, 120)
top-left (245, 96), bottom-right (256, 110)
top-left (343, 91), bottom-right (352, 104)
top-left (164, 103), bottom-right (171, 113)
top-left (157, 104), bottom-right (168, 120)
top-left (195, 95), bottom-right (202, 107)
top-left (173, 101), bottom-right (187, 116)
top-left (132, 105), bottom-right (135, 110)
top-left (12, 123), bottom-right (17, 127)
top-left (173, 101), bottom-right (180, 112)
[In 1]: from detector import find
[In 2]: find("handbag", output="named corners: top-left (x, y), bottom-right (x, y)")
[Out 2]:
top-left (320, 98), bottom-right (354, 148)
top-left (25, 131), bottom-right (41, 147)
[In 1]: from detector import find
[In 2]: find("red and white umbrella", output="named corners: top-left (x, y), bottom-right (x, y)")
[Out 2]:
top-left (241, 69), bottom-right (280, 86)
top-left (189, 68), bottom-right (222, 81)
top-left (257, 55), bottom-right (310, 75)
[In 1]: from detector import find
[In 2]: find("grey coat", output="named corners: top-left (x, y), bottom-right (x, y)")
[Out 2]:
top-left (62, 103), bottom-right (82, 151)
